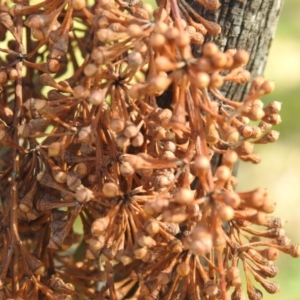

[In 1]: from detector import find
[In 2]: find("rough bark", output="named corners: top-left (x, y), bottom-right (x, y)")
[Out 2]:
top-left (188, 0), bottom-right (283, 101)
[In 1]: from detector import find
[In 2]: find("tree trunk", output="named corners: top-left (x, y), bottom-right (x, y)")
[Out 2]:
top-left (188, 0), bottom-right (283, 102)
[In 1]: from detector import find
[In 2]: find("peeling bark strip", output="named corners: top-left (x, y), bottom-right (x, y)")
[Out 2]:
top-left (188, 0), bottom-right (283, 101)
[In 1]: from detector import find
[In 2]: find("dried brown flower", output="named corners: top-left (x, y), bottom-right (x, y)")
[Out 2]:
top-left (0, 0), bottom-right (296, 299)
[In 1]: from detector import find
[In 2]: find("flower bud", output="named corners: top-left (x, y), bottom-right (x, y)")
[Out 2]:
top-left (262, 114), bottom-right (282, 125)
top-left (175, 31), bottom-right (190, 48)
top-left (191, 32), bottom-right (204, 45)
top-left (91, 216), bottom-right (110, 236)
top-left (127, 51), bottom-right (143, 68)
top-left (154, 56), bottom-right (176, 72)
top-left (78, 126), bottom-right (95, 144)
top-left (89, 236), bottom-right (105, 252)
top-left (8, 68), bottom-right (19, 80)
top-left (132, 7), bottom-right (150, 20)
top-left (149, 33), bottom-right (166, 48)
top-left (162, 150), bottom-right (176, 160)
top-left (258, 247), bottom-right (279, 261)
top-left (265, 216), bottom-right (287, 229)
top-left (157, 271), bottom-right (171, 284)
top-left (75, 186), bottom-right (94, 203)
top-left (196, 0), bottom-right (220, 10)
top-left (153, 7), bottom-right (168, 20)
top-left (73, 85), bottom-right (90, 99)
top-left (110, 117), bottom-right (125, 133)
top-left (214, 165), bottom-right (231, 182)
top-left (238, 187), bottom-right (267, 208)
top-left (240, 153), bottom-right (262, 164)
top-left (250, 126), bottom-right (262, 138)
top-left (218, 205), bottom-right (234, 221)
top-left (223, 191), bottom-right (241, 208)
top-left (286, 244), bottom-right (300, 258)
top-left (89, 88), bottom-right (107, 106)
top-left (163, 141), bottom-right (176, 153)
top-left (85, 248), bottom-right (97, 260)
top-left (73, 162), bottom-right (89, 177)
top-left (116, 133), bottom-right (130, 148)
top-left (238, 124), bottom-right (253, 138)
top-left (226, 266), bottom-right (240, 281)
top-left (144, 219), bottom-right (160, 236)
top-left (165, 27), bottom-right (179, 41)
top-left (252, 271), bottom-right (280, 294)
top-left (174, 188), bottom-right (195, 205)
top-left (205, 282), bottom-right (219, 296)
top-left (133, 247), bottom-right (147, 259)
top-left (193, 71), bottom-right (210, 89)
top-left (123, 121), bottom-right (139, 138)
top-left (102, 182), bottom-right (119, 197)
top-left (72, 0), bottom-right (86, 10)
top-left (254, 130), bottom-right (280, 144)
top-left (231, 284), bottom-right (246, 299)
top-left (137, 234), bottom-right (156, 248)
top-left (109, 22), bottom-right (127, 33)
top-left (48, 142), bottom-right (63, 157)
top-left (176, 262), bottom-right (190, 277)
top-left (120, 162), bottom-right (135, 176)
top-left (211, 52), bottom-right (228, 69)
top-left (24, 13), bottom-right (51, 30)
top-left (92, 47), bottom-right (114, 64)
top-left (233, 49), bottom-right (250, 67)
top-left (66, 172), bottom-right (81, 191)
top-left (193, 156), bottom-right (210, 175)
top-left (148, 74), bottom-right (172, 94)
top-left (185, 25), bottom-right (196, 39)
top-left (261, 80), bottom-right (275, 94)
top-left (264, 101), bottom-right (282, 114)
top-left (98, 16), bottom-right (109, 29)
top-left (52, 168), bottom-right (67, 184)
top-left (84, 63), bottom-right (98, 77)
top-left (209, 72), bottom-right (224, 88)
top-left (222, 150), bottom-right (238, 168)
top-left (258, 121), bottom-right (272, 132)
top-left (235, 142), bottom-right (254, 156)
top-left (247, 285), bottom-right (263, 300)
top-left (168, 239), bottom-right (183, 253)
top-left (202, 42), bottom-right (219, 57)
top-left (127, 23), bottom-right (143, 37)
top-left (190, 226), bottom-right (212, 255)
top-left (131, 132), bottom-right (144, 147)
top-left (97, 28), bottom-right (125, 43)
top-left (260, 199), bottom-right (276, 214)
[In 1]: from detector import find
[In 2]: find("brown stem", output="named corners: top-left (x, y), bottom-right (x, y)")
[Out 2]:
top-left (9, 12), bottom-right (25, 296)
top-left (105, 261), bottom-right (117, 300)
top-left (218, 250), bottom-right (227, 300)
top-left (169, 0), bottom-right (183, 31)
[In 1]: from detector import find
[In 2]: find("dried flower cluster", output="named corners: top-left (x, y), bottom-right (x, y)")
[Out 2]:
top-left (0, 0), bottom-right (298, 299)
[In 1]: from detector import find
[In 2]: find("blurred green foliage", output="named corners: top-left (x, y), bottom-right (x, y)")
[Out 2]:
top-left (275, 0), bottom-right (300, 38)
